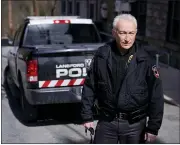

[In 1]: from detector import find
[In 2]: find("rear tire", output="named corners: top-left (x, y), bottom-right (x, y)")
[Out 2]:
top-left (4, 67), bottom-right (38, 122)
top-left (4, 68), bottom-right (18, 98)
top-left (19, 77), bottom-right (38, 122)
top-left (4, 67), bottom-right (21, 102)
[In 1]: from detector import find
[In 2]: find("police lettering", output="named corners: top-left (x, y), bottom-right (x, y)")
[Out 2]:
top-left (56, 68), bottom-right (87, 78)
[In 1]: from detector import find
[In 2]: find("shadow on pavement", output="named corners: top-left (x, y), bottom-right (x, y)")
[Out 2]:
top-left (2, 83), bottom-right (168, 144)
top-left (151, 138), bottom-right (165, 144)
top-left (3, 82), bottom-right (84, 127)
top-left (60, 125), bottom-right (91, 144)
top-left (61, 138), bottom-right (89, 144)
top-left (62, 137), bottom-right (165, 144)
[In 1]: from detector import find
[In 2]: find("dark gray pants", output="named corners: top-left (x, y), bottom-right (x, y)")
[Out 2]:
top-left (93, 118), bottom-right (146, 144)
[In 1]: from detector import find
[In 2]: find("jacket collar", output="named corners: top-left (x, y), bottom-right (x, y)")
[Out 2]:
top-left (105, 41), bottom-right (150, 81)
top-left (106, 41), bottom-right (149, 66)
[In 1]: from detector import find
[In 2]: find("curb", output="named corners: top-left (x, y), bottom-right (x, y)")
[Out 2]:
top-left (164, 95), bottom-right (180, 107)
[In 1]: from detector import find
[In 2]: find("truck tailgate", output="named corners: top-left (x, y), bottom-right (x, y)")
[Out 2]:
top-left (35, 44), bottom-right (103, 88)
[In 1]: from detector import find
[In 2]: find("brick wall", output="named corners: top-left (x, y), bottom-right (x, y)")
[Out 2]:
top-left (144, 0), bottom-right (180, 69)
top-left (146, 0), bottom-right (168, 41)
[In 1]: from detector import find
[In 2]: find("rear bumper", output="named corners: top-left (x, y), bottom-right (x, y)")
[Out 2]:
top-left (25, 86), bottom-right (82, 105)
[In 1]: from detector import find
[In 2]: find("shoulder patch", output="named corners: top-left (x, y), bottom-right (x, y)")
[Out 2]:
top-left (152, 65), bottom-right (159, 78)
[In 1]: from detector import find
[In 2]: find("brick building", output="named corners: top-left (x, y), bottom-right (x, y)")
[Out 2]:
top-left (60, 0), bottom-right (180, 68)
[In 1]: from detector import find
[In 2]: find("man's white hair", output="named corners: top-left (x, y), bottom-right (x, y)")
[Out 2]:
top-left (113, 14), bottom-right (137, 29)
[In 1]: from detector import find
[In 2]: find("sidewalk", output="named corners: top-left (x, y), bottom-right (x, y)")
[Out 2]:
top-left (160, 65), bottom-right (180, 105)
top-left (155, 103), bottom-right (179, 144)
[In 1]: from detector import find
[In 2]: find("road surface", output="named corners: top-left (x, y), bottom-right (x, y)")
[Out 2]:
top-left (1, 46), bottom-right (179, 143)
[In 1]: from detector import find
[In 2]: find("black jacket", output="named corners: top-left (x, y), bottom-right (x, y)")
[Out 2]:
top-left (81, 41), bottom-right (164, 135)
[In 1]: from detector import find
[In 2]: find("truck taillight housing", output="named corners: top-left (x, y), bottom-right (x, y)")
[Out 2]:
top-left (27, 60), bottom-right (38, 82)
top-left (53, 20), bottom-right (70, 24)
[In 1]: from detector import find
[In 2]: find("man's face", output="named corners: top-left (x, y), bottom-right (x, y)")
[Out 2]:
top-left (112, 19), bottom-right (137, 49)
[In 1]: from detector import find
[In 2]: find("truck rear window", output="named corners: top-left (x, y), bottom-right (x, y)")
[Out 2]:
top-left (24, 23), bottom-right (101, 45)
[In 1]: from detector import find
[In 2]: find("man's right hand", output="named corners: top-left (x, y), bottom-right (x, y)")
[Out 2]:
top-left (83, 122), bottom-right (94, 129)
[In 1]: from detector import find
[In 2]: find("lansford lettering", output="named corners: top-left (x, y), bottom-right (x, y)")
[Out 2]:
top-left (56, 63), bottom-right (84, 68)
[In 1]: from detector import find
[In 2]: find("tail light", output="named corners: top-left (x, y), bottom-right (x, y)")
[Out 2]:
top-left (27, 60), bottom-right (38, 82)
top-left (53, 20), bottom-right (70, 24)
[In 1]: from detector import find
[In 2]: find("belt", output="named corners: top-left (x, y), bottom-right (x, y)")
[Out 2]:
top-left (115, 111), bottom-right (147, 124)
top-left (115, 104), bottom-right (148, 121)
top-left (115, 112), bottom-right (129, 120)
top-left (98, 105), bottom-right (148, 122)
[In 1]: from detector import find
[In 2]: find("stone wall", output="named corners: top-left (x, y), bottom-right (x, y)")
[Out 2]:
top-left (146, 0), bottom-right (169, 42)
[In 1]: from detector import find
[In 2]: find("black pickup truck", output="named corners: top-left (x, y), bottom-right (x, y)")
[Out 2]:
top-left (4, 16), bottom-right (104, 121)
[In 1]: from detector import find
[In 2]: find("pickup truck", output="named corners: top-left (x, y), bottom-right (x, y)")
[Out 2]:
top-left (4, 16), bottom-right (104, 122)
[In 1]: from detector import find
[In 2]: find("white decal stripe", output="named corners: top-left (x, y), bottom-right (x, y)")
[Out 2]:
top-left (39, 78), bottom-right (85, 88)
top-left (30, 20), bottom-right (54, 25)
top-left (39, 81), bottom-right (45, 88)
top-left (70, 19), bottom-right (92, 24)
top-left (61, 79), bottom-right (71, 86)
top-left (30, 19), bottom-right (92, 25)
top-left (74, 78), bottom-right (84, 85)
top-left (48, 80), bottom-right (58, 87)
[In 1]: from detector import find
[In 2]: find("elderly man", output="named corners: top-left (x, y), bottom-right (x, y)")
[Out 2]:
top-left (81, 14), bottom-right (164, 144)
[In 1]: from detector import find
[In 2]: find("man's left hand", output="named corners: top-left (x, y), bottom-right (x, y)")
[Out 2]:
top-left (144, 132), bottom-right (157, 142)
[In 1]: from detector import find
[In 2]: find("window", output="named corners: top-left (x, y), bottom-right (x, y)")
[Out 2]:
top-left (167, 1), bottom-right (180, 44)
top-left (13, 30), bottom-right (20, 46)
top-left (131, 0), bottom-right (147, 36)
top-left (76, 2), bottom-right (80, 15)
top-left (68, 0), bottom-right (72, 15)
top-left (61, 0), bottom-right (66, 14)
top-left (90, 4), bottom-right (94, 19)
top-left (24, 23), bottom-right (101, 45)
top-left (88, 0), bottom-right (97, 20)
top-left (13, 25), bottom-right (25, 46)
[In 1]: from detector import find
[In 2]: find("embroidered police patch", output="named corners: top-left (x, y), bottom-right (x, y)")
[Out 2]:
top-left (152, 65), bottom-right (159, 78)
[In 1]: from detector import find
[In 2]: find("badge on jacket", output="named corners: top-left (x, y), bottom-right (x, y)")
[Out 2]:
top-left (128, 55), bottom-right (133, 64)
top-left (152, 65), bottom-right (159, 78)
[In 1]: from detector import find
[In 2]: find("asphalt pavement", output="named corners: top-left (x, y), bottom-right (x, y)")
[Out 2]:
top-left (1, 46), bottom-right (180, 143)
top-left (1, 95), bottom-right (93, 143)
top-left (1, 85), bottom-right (179, 143)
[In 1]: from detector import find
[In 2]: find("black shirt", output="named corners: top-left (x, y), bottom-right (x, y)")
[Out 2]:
top-left (111, 41), bottom-right (135, 101)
